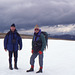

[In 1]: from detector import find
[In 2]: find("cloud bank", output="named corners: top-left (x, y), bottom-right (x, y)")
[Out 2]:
top-left (0, 0), bottom-right (75, 27)
top-left (18, 24), bottom-right (75, 35)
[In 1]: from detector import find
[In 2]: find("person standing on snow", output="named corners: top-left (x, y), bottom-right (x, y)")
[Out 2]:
top-left (4, 24), bottom-right (22, 70)
top-left (26, 25), bottom-right (46, 73)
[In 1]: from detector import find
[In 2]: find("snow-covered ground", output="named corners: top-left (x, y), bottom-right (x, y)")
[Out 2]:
top-left (0, 39), bottom-right (75, 75)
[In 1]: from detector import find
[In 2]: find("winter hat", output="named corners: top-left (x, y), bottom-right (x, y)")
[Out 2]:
top-left (11, 23), bottom-right (15, 27)
top-left (34, 24), bottom-right (39, 29)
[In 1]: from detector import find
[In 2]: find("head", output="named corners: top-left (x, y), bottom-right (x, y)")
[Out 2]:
top-left (10, 24), bottom-right (16, 32)
top-left (34, 24), bottom-right (39, 33)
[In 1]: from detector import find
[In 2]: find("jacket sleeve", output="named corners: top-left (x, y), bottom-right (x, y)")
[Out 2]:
top-left (4, 34), bottom-right (8, 49)
top-left (18, 36), bottom-right (22, 50)
top-left (40, 34), bottom-right (46, 52)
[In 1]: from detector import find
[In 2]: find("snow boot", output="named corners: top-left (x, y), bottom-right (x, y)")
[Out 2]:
top-left (9, 64), bottom-right (13, 70)
top-left (26, 68), bottom-right (34, 72)
top-left (36, 69), bottom-right (42, 73)
top-left (14, 64), bottom-right (18, 70)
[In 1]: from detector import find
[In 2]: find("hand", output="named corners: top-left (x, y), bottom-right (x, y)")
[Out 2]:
top-left (31, 50), bottom-right (33, 53)
top-left (44, 48), bottom-right (46, 51)
top-left (5, 49), bottom-right (7, 52)
top-left (19, 49), bottom-right (21, 51)
top-left (38, 51), bottom-right (42, 54)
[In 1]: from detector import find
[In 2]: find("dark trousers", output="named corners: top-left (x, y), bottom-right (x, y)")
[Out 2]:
top-left (9, 51), bottom-right (18, 65)
top-left (30, 53), bottom-right (43, 67)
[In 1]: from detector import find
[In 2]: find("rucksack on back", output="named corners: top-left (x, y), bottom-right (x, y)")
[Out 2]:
top-left (41, 31), bottom-right (48, 49)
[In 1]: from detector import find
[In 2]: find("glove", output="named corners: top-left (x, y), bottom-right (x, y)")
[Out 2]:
top-left (31, 50), bottom-right (33, 53)
top-left (38, 51), bottom-right (42, 54)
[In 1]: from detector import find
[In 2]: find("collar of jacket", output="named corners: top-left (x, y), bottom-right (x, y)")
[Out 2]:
top-left (34, 29), bottom-right (41, 41)
top-left (34, 29), bottom-right (41, 36)
top-left (10, 29), bottom-right (17, 33)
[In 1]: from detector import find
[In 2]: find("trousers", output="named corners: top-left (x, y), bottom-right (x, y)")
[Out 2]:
top-left (30, 53), bottom-right (43, 67)
top-left (9, 51), bottom-right (18, 65)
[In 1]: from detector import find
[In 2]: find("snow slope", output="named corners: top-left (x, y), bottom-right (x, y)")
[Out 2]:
top-left (0, 39), bottom-right (75, 75)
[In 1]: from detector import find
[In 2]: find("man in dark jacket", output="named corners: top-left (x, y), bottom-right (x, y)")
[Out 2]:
top-left (26, 25), bottom-right (46, 73)
top-left (4, 24), bottom-right (22, 70)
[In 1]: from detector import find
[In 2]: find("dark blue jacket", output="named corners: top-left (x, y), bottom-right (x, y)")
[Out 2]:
top-left (4, 30), bottom-right (22, 51)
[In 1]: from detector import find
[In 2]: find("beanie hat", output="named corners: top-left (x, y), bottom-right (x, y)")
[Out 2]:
top-left (11, 23), bottom-right (15, 27)
top-left (34, 24), bottom-right (39, 29)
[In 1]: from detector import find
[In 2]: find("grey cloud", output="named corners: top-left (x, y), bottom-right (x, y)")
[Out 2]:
top-left (0, 0), bottom-right (75, 27)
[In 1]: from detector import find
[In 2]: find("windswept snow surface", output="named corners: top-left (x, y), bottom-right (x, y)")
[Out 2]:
top-left (0, 39), bottom-right (75, 75)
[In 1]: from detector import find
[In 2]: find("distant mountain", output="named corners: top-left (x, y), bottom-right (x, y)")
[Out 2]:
top-left (49, 34), bottom-right (75, 40)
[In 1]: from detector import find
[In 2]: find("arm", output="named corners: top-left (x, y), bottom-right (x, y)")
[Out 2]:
top-left (18, 36), bottom-right (22, 50)
top-left (4, 34), bottom-right (8, 50)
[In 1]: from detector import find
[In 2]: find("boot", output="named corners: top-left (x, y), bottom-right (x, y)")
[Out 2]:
top-left (36, 69), bottom-right (42, 73)
top-left (9, 64), bottom-right (13, 70)
top-left (14, 63), bottom-right (18, 70)
top-left (26, 68), bottom-right (34, 72)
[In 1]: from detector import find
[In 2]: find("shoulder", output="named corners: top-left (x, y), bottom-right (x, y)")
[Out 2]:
top-left (6, 31), bottom-right (10, 36)
top-left (16, 32), bottom-right (21, 38)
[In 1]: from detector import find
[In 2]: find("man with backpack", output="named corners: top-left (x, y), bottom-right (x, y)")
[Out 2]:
top-left (26, 25), bottom-right (48, 73)
top-left (4, 24), bottom-right (22, 70)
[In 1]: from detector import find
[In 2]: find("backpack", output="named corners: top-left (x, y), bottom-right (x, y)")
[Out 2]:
top-left (41, 31), bottom-right (48, 49)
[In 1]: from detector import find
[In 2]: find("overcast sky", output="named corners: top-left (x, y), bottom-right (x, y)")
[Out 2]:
top-left (0, 0), bottom-right (75, 34)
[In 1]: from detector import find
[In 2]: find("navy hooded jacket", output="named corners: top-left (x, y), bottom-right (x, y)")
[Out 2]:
top-left (4, 30), bottom-right (22, 51)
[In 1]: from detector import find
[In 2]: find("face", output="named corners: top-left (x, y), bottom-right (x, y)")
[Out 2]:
top-left (10, 27), bottom-right (16, 32)
top-left (34, 28), bottom-right (39, 33)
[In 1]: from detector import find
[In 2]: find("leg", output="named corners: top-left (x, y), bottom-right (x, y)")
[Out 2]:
top-left (8, 51), bottom-right (13, 70)
top-left (36, 53), bottom-right (43, 73)
top-left (39, 53), bottom-right (43, 68)
top-left (14, 51), bottom-right (18, 69)
top-left (30, 53), bottom-right (38, 66)
top-left (14, 51), bottom-right (18, 64)
top-left (27, 53), bottom-right (38, 72)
